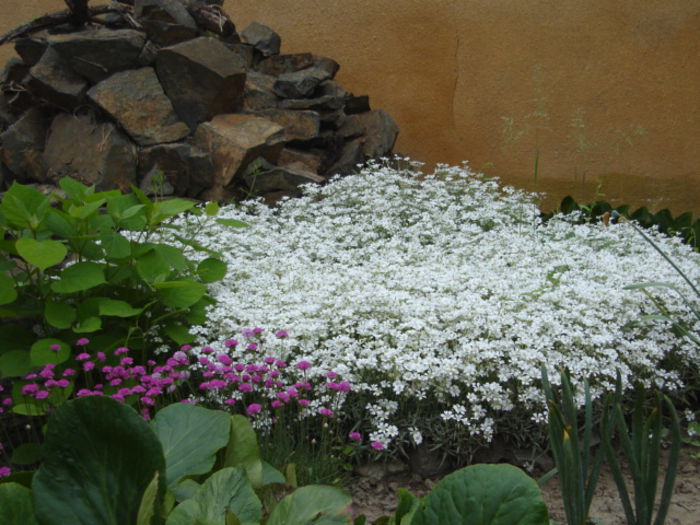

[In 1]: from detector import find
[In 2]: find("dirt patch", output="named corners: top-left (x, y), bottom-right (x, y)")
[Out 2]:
top-left (347, 446), bottom-right (700, 524)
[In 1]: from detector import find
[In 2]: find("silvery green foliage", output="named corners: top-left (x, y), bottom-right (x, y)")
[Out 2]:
top-left (170, 160), bottom-right (700, 450)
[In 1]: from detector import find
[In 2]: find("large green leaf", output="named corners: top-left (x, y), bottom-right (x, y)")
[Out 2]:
top-left (267, 485), bottom-right (353, 525)
top-left (51, 262), bottom-right (106, 293)
top-left (95, 297), bottom-right (142, 317)
top-left (45, 300), bottom-right (77, 329)
top-left (136, 249), bottom-right (172, 283)
top-left (151, 199), bottom-right (195, 226)
top-left (30, 338), bottom-right (70, 366)
top-left (100, 231), bottom-right (131, 259)
top-left (32, 397), bottom-right (166, 525)
top-left (166, 467), bottom-right (261, 525)
top-left (153, 280), bottom-right (206, 309)
top-left (0, 482), bottom-right (39, 525)
top-left (410, 464), bottom-right (549, 525)
top-left (197, 258), bottom-right (227, 283)
top-left (1, 183), bottom-right (49, 229)
top-left (0, 274), bottom-right (17, 305)
top-left (223, 415), bottom-right (263, 488)
top-left (137, 472), bottom-right (161, 525)
top-left (0, 350), bottom-right (33, 378)
top-left (16, 238), bottom-right (67, 271)
top-left (152, 402), bottom-right (230, 489)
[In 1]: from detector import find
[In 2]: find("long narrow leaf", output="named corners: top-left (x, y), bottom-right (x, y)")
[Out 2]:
top-left (654, 397), bottom-right (681, 525)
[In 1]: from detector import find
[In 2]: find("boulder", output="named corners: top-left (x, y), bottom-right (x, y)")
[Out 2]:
top-left (87, 67), bottom-right (190, 146)
top-left (324, 138), bottom-right (365, 177)
top-left (48, 28), bottom-right (149, 83)
top-left (278, 147), bottom-right (323, 174)
top-left (226, 43), bottom-right (256, 69)
top-left (43, 113), bottom-right (137, 190)
top-left (278, 80), bottom-right (349, 111)
top-left (26, 48), bottom-right (87, 110)
top-left (138, 142), bottom-right (215, 197)
top-left (187, 3), bottom-right (240, 43)
top-left (193, 113), bottom-right (284, 188)
top-left (243, 163), bottom-right (324, 194)
top-left (338, 109), bottom-right (399, 157)
top-left (135, 0), bottom-right (198, 46)
top-left (273, 66), bottom-right (332, 99)
top-left (253, 109), bottom-right (320, 141)
top-left (256, 53), bottom-right (339, 78)
top-left (345, 95), bottom-right (371, 115)
top-left (14, 36), bottom-right (49, 66)
top-left (241, 22), bottom-right (280, 56)
top-left (243, 72), bottom-right (278, 111)
top-left (155, 37), bottom-right (247, 130)
top-left (0, 107), bottom-right (48, 182)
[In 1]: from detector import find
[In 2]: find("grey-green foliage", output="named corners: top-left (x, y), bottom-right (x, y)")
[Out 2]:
top-left (0, 178), bottom-right (232, 366)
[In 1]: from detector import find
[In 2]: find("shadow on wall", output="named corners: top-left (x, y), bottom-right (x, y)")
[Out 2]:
top-left (2, 0), bottom-right (699, 213)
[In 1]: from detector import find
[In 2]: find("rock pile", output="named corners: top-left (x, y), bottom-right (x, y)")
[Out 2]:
top-left (0, 0), bottom-right (398, 201)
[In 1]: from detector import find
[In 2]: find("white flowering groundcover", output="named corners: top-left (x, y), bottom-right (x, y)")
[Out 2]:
top-left (172, 160), bottom-right (700, 454)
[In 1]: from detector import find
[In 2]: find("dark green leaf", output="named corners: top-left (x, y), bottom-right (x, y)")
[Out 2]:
top-left (163, 323), bottom-right (194, 345)
top-left (16, 238), bottom-right (67, 271)
top-left (32, 397), bottom-right (166, 525)
top-left (30, 338), bottom-right (70, 366)
top-left (12, 402), bottom-right (47, 416)
top-left (223, 414), bottom-right (263, 488)
top-left (0, 482), bottom-right (39, 525)
top-left (0, 350), bottom-right (33, 378)
top-left (73, 316), bottom-right (102, 333)
top-left (58, 177), bottom-right (91, 200)
top-left (10, 443), bottom-right (43, 465)
top-left (266, 485), bottom-right (352, 525)
top-left (136, 249), bottom-right (171, 283)
top-left (136, 472), bottom-right (161, 525)
top-left (45, 301), bottom-right (77, 329)
top-left (197, 257), bottom-right (227, 283)
top-left (261, 461), bottom-right (286, 485)
top-left (95, 297), bottom-right (142, 317)
top-left (153, 280), bottom-right (206, 309)
top-left (51, 262), bottom-right (106, 293)
top-left (1, 183), bottom-right (49, 229)
top-left (151, 199), bottom-right (194, 225)
top-left (99, 231), bottom-right (131, 259)
top-left (0, 274), bottom-right (17, 305)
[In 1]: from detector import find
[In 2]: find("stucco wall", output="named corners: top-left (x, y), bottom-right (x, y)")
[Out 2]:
top-left (2, 0), bottom-right (699, 212)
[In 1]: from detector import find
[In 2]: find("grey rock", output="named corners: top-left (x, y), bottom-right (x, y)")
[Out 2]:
top-left (26, 48), bottom-right (87, 110)
top-left (256, 53), bottom-right (338, 78)
top-left (241, 22), bottom-right (280, 56)
top-left (253, 109), bottom-right (320, 141)
top-left (138, 142), bottom-right (215, 197)
top-left (48, 28), bottom-right (148, 83)
top-left (337, 109), bottom-right (398, 157)
top-left (156, 37), bottom-right (247, 130)
top-left (408, 444), bottom-right (452, 478)
top-left (323, 138), bottom-right (364, 177)
top-left (187, 3), bottom-right (240, 43)
top-left (243, 72), bottom-right (278, 111)
top-left (345, 95), bottom-right (371, 115)
top-left (43, 113), bottom-right (137, 190)
top-left (243, 163), bottom-right (324, 194)
top-left (0, 107), bottom-right (48, 182)
top-left (273, 66), bottom-right (331, 99)
top-left (14, 36), bottom-right (48, 66)
top-left (193, 113), bottom-right (284, 189)
top-left (278, 80), bottom-right (349, 111)
top-left (135, 0), bottom-right (198, 46)
top-left (225, 43), bottom-right (256, 69)
top-left (88, 67), bottom-right (190, 146)
top-left (140, 167), bottom-right (175, 196)
top-left (278, 147), bottom-right (322, 173)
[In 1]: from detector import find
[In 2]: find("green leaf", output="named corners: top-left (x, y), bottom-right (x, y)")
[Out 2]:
top-left (72, 316), bottom-right (102, 333)
top-left (67, 199), bottom-right (106, 220)
top-left (136, 249), bottom-right (172, 283)
top-left (0, 325), bottom-right (34, 353)
top-left (95, 297), bottom-right (142, 317)
top-left (261, 461), bottom-right (286, 485)
top-left (163, 323), bottom-right (194, 345)
top-left (197, 257), bottom-right (227, 283)
top-left (0, 350), bottom-right (33, 378)
top-left (267, 485), bottom-right (353, 525)
top-left (137, 472), bottom-right (161, 525)
top-left (45, 301), bottom-right (77, 329)
top-left (410, 464), bottom-right (549, 525)
top-left (224, 415), bottom-right (263, 488)
top-left (12, 402), bottom-right (47, 416)
top-left (205, 202), bottom-right (220, 216)
top-left (15, 238), bottom-right (67, 271)
top-left (1, 183), bottom-right (49, 229)
top-left (99, 231), bottom-right (131, 259)
top-left (0, 482), bottom-right (39, 525)
top-left (58, 177), bottom-right (91, 200)
top-left (10, 442), bottom-right (43, 465)
top-left (153, 244), bottom-right (187, 272)
top-left (153, 280), bottom-right (206, 309)
top-left (151, 199), bottom-right (194, 225)
top-left (51, 262), bottom-right (106, 293)
top-left (152, 402), bottom-right (230, 489)
top-left (30, 338), bottom-right (70, 366)
top-left (166, 467), bottom-right (261, 525)
top-left (172, 479), bottom-right (200, 503)
top-left (216, 218), bottom-right (249, 228)
top-left (0, 274), bottom-right (17, 305)
top-left (32, 397), bottom-right (166, 525)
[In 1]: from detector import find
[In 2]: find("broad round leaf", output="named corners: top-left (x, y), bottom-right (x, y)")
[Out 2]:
top-left (153, 280), bottom-right (206, 309)
top-left (16, 238), bottom-right (67, 271)
top-left (10, 442), bottom-right (43, 465)
top-left (410, 464), bottom-right (549, 525)
top-left (196, 258), bottom-right (227, 283)
top-left (12, 401), bottom-right (47, 416)
top-left (152, 402), bottom-right (230, 488)
top-left (0, 274), bottom-right (17, 305)
top-left (223, 414), bottom-right (263, 488)
top-left (266, 485), bottom-right (353, 525)
top-left (0, 350), bottom-right (32, 378)
top-left (51, 262), bottom-right (106, 293)
top-left (30, 338), bottom-right (70, 366)
top-left (32, 397), bottom-right (166, 525)
top-left (166, 467), bottom-right (261, 525)
top-left (72, 316), bottom-right (102, 333)
top-left (95, 297), bottom-right (142, 317)
top-left (44, 301), bottom-right (76, 329)
top-left (0, 482), bottom-right (39, 525)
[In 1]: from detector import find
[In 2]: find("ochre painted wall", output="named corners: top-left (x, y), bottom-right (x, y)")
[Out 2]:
top-left (2, 1), bottom-right (699, 212)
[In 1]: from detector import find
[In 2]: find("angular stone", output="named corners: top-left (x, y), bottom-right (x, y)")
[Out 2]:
top-left (241, 22), bottom-right (280, 56)
top-left (43, 113), bottom-right (137, 190)
top-left (278, 80), bottom-right (349, 111)
top-left (26, 48), bottom-right (87, 110)
top-left (156, 37), bottom-right (247, 130)
top-left (243, 164), bottom-right (324, 194)
top-left (345, 95), bottom-right (371, 115)
top-left (243, 72), bottom-right (278, 111)
top-left (253, 109), bottom-right (320, 141)
top-left (278, 147), bottom-right (322, 174)
top-left (135, 0), bottom-right (198, 46)
top-left (88, 67), bottom-right (190, 146)
top-left (0, 92), bottom-right (13, 132)
top-left (225, 43), bottom-right (256, 69)
top-left (193, 113), bottom-right (284, 188)
top-left (138, 142), bottom-right (215, 198)
top-left (338, 109), bottom-right (399, 157)
top-left (48, 28), bottom-right (148, 83)
top-left (140, 168), bottom-right (175, 196)
top-left (0, 107), bottom-right (48, 182)
top-left (256, 53), bottom-right (338, 78)
top-left (273, 66), bottom-right (331, 99)
top-left (324, 138), bottom-right (365, 177)
top-left (1, 58), bottom-right (29, 85)
top-left (187, 3), bottom-right (240, 43)
top-left (14, 36), bottom-right (48, 66)
top-left (319, 109), bottom-right (346, 129)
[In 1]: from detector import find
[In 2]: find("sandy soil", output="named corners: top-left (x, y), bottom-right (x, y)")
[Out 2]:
top-left (348, 446), bottom-right (700, 524)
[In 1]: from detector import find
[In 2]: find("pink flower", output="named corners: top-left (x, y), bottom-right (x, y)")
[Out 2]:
top-left (21, 384), bottom-right (39, 396)
top-left (76, 353), bottom-right (91, 361)
top-left (296, 360), bottom-right (312, 371)
top-left (242, 328), bottom-right (255, 338)
top-left (34, 390), bottom-right (49, 400)
top-left (298, 399), bottom-right (310, 406)
top-left (274, 330), bottom-right (289, 338)
top-left (201, 346), bottom-right (215, 354)
top-left (276, 392), bottom-right (290, 402)
top-left (252, 327), bottom-right (264, 335)
top-left (217, 353), bottom-right (233, 365)
top-left (246, 403), bottom-right (262, 415)
top-left (63, 368), bottom-right (76, 377)
top-left (83, 361), bottom-right (95, 372)
top-left (263, 356), bottom-right (276, 364)
top-left (349, 432), bottom-right (362, 442)
top-left (224, 339), bottom-right (238, 348)
top-left (56, 379), bottom-right (70, 388)
top-left (96, 352), bottom-right (106, 362)
top-left (275, 360), bottom-right (287, 368)
top-left (239, 383), bottom-right (253, 392)
top-left (75, 338), bottom-right (90, 346)
top-left (271, 400), bottom-right (284, 408)
top-left (114, 347), bottom-right (129, 355)
top-left (0, 466), bottom-right (11, 478)
top-left (371, 441), bottom-right (385, 451)
top-left (245, 343), bottom-right (258, 351)
top-left (338, 381), bottom-right (351, 392)
top-left (120, 357), bottom-right (133, 366)
top-left (141, 408), bottom-right (151, 420)
top-left (319, 408), bottom-right (334, 417)
top-left (225, 398), bottom-right (237, 405)
top-left (327, 382), bottom-right (340, 390)
top-left (49, 344), bottom-right (61, 352)
top-left (325, 371), bottom-right (338, 379)
top-left (140, 396), bottom-right (155, 406)
top-left (180, 345), bottom-right (192, 352)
